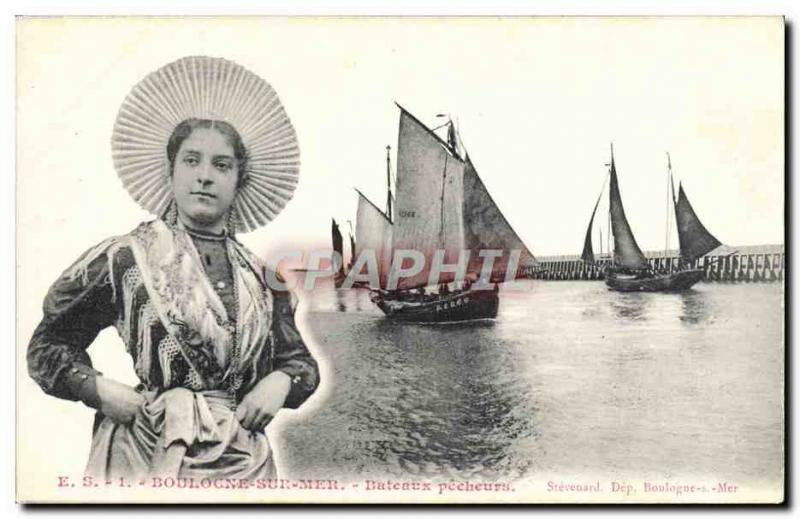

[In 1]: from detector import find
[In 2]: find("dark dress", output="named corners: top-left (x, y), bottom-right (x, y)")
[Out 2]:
top-left (27, 218), bottom-right (320, 479)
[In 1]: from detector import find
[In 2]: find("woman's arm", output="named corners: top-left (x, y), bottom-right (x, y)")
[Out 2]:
top-left (269, 288), bottom-right (320, 409)
top-left (236, 272), bottom-right (319, 431)
top-left (27, 239), bottom-right (143, 421)
top-left (235, 278), bottom-right (321, 432)
top-left (27, 241), bottom-right (118, 401)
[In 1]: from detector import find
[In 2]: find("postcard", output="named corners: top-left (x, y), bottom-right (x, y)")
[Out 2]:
top-left (15, 16), bottom-right (784, 503)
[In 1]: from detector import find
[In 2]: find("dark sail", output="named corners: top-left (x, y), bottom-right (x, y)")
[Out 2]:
top-left (581, 187), bottom-right (604, 264)
top-left (331, 218), bottom-right (344, 277)
top-left (462, 158), bottom-right (537, 280)
top-left (609, 157), bottom-right (649, 269)
top-left (348, 233), bottom-right (356, 269)
top-left (674, 184), bottom-right (722, 262)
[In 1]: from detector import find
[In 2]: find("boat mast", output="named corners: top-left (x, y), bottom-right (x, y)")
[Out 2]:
top-left (438, 156), bottom-right (449, 252)
top-left (607, 143), bottom-right (614, 260)
top-left (664, 152), bottom-right (673, 259)
top-left (386, 145), bottom-right (393, 223)
top-left (437, 115), bottom-right (457, 254)
top-left (607, 142), bottom-right (650, 271)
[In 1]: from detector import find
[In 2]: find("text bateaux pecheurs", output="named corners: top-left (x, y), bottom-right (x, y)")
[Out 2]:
top-left (62, 476), bottom-right (516, 494)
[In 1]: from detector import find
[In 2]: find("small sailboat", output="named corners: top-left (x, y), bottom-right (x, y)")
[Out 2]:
top-left (355, 104), bottom-right (537, 322)
top-left (347, 223), bottom-right (356, 273)
top-left (582, 146), bottom-right (722, 292)
top-left (331, 218), bottom-right (346, 286)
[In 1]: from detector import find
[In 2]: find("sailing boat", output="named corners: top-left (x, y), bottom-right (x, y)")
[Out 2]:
top-left (331, 218), bottom-right (346, 286)
top-left (669, 155), bottom-right (727, 271)
top-left (582, 146), bottom-right (719, 292)
top-left (329, 219), bottom-right (359, 285)
top-left (347, 223), bottom-right (356, 272)
top-left (356, 104), bottom-right (536, 322)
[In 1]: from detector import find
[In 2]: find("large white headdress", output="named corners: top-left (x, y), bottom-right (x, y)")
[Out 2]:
top-left (111, 56), bottom-right (300, 233)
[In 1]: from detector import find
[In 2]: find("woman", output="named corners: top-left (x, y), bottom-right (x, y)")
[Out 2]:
top-left (27, 56), bottom-right (319, 480)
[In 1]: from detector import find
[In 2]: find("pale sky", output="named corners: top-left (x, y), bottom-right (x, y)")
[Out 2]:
top-left (17, 17), bottom-right (783, 272)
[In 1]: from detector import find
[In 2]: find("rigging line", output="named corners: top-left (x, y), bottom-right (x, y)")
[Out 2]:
top-left (390, 163), bottom-right (397, 195)
top-left (593, 171), bottom-right (610, 257)
top-left (607, 144), bottom-right (614, 262)
top-left (385, 144), bottom-right (398, 198)
top-left (454, 116), bottom-right (468, 158)
top-left (607, 207), bottom-right (612, 262)
top-left (385, 146), bottom-right (393, 221)
top-left (388, 158), bottom-right (397, 221)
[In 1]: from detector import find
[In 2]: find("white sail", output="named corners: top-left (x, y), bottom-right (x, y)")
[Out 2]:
top-left (392, 109), bottom-right (465, 289)
top-left (355, 190), bottom-right (393, 285)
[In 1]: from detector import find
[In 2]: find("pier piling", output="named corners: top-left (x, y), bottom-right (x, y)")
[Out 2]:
top-left (523, 245), bottom-right (784, 283)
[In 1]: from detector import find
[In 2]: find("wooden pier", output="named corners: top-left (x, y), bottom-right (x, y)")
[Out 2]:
top-left (524, 245), bottom-right (784, 283)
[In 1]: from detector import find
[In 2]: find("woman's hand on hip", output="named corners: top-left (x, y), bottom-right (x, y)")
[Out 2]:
top-left (95, 377), bottom-right (146, 425)
top-left (236, 371), bottom-right (291, 432)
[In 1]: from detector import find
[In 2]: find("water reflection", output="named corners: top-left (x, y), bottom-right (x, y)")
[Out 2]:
top-left (312, 285), bottom-right (372, 313)
top-left (679, 289), bottom-right (711, 325)
top-left (334, 289), bottom-right (346, 312)
top-left (611, 292), bottom-right (649, 322)
top-left (283, 282), bottom-right (783, 487)
top-left (368, 320), bottom-right (536, 479)
top-left (301, 312), bottom-right (539, 481)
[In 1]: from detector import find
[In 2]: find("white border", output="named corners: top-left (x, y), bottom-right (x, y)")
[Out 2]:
top-left (4, 1), bottom-right (795, 517)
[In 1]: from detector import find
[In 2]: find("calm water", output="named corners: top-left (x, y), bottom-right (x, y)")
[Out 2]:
top-left (275, 281), bottom-right (783, 486)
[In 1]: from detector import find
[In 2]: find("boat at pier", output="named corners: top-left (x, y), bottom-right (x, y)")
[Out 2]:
top-left (331, 218), bottom-right (346, 287)
top-left (582, 147), bottom-right (724, 292)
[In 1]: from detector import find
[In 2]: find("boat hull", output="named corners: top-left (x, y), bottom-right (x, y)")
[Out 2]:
top-left (373, 288), bottom-right (499, 323)
top-left (605, 269), bottom-right (704, 292)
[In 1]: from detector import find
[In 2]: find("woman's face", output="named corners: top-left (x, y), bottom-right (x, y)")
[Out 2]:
top-left (170, 127), bottom-right (239, 232)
